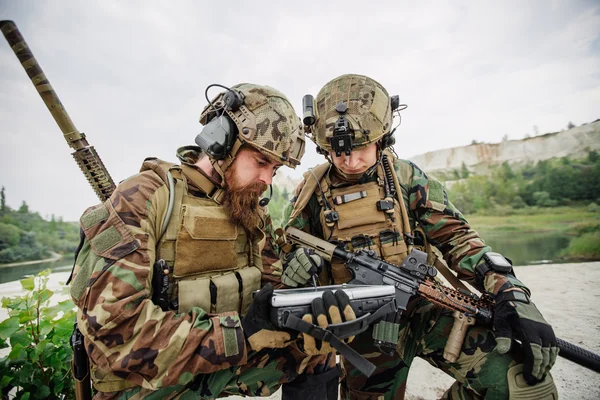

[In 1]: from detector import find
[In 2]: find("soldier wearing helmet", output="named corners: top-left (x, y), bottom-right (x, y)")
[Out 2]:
top-left (69, 83), bottom-right (348, 399)
top-left (282, 74), bottom-right (558, 399)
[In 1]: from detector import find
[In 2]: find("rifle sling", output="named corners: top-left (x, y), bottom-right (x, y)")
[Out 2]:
top-left (281, 299), bottom-right (398, 377)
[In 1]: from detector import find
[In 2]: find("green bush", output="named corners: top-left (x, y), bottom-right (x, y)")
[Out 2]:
top-left (560, 232), bottom-right (600, 260)
top-left (0, 269), bottom-right (76, 399)
top-left (587, 202), bottom-right (600, 213)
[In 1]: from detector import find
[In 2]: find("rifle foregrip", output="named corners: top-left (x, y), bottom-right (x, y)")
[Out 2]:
top-left (443, 311), bottom-right (475, 362)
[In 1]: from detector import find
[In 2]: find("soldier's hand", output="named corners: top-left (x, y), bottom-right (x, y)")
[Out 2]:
top-left (242, 283), bottom-right (292, 352)
top-left (300, 290), bottom-right (356, 355)
top-left (282, 247), bottom-right (324, 287)
top-left (493, 288), bottom-right (559, 385)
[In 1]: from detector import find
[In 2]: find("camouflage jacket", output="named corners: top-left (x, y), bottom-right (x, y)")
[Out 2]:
top-left (283, 157), bottom-right (526, 295)
top-left (69, 151), bottom-right (284, 392)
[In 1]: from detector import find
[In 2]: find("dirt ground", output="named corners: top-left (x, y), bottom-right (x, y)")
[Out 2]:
top-left (228, 262), bottom-right (600, 400)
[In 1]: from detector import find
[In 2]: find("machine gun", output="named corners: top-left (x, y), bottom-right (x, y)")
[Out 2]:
top-left (1, 20), bottom-right (117, 400)
top-left (282, 226), bottom-right (600, 375)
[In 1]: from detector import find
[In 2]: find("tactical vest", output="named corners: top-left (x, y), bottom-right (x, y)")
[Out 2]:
top-left (91, 159), bottom-right (265, 393)
top-left (142, 158), bottom-right (265, 316)
top-left (287, 150), bottom-right (433, 285)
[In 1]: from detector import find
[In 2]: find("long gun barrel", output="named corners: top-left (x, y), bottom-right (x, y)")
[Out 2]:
top-left (1, 20), bottom-right (115, 201)
top-left (285, 227), bottom-right (600, 374)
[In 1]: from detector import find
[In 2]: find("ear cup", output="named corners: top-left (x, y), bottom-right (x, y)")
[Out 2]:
top-left (195, 115), bottom-right (239, 160)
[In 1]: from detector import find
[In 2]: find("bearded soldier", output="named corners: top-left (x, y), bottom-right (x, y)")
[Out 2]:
top-left (68, 83), bottom-right (353, 399)
top-left (282, 74), bottom-right (559, 399)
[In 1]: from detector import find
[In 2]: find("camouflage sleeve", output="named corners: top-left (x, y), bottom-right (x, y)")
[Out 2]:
top-left (396, 159), bottom-right (528, 293)
top-left (260, 211), bottom-right (285, 287)
top-left (69, 171), bottom-right (247, 390)
top-left (395, 159), bottom-right (491, 287)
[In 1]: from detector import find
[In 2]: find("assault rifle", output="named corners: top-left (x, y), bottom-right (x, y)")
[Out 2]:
top-left (280, 226), bottom-right (600, 375)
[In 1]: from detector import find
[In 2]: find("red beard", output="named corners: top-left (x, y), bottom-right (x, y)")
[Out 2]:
top-left (222, 165), bottom-right (268, 232)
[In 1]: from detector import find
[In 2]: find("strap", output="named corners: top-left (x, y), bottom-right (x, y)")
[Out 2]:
top-left (282, 299), bottom-right (397, 377)
top-left (434, 257), bottom-right (472, 293)
top-left (179, 164), bottom-right (225, 204)
top-left (286, 162), bottom-right (331, 225)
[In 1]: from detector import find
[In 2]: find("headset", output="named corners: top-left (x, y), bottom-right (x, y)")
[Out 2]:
top-left (196, 83), bottom-right (272, 207)
top-left (195, 84), bottom-right (245, 160)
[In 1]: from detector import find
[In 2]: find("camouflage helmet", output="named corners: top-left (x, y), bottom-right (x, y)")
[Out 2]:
top-left (313, 74), bottom-right (393, 152)
top-left (199, 83), bottom-right (305, 170)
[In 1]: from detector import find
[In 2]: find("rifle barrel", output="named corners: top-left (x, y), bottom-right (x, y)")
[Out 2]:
top-left (1, 20), bottom-right (115, 201)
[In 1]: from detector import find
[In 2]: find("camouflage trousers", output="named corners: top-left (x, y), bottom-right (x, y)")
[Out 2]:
top-left (96, 346), bottom-right (308, 400)
top-left (340, 298), bottom-right (522, 400)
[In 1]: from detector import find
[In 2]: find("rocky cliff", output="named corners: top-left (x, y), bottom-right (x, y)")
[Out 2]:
top-left (409, 119), bottom-right (600, 175)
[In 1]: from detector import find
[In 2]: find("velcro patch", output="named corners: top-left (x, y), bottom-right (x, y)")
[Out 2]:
top-left (90, 226), bottom-right (122, 254)
top-left (81, 205), bottom-right (109, 230)
top-left (220, 316), bottom-right (240, 357)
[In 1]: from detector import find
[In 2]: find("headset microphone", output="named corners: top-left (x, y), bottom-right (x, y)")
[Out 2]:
top-left (259, 185), bottom-right (273, 207)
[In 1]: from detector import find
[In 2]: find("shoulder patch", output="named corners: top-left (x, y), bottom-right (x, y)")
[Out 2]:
top-left (428, 179), bottom-right (447, 212)
top-left (80, 204), bottom-right (109, 230)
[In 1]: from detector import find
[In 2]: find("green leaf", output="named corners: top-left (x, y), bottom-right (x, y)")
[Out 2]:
top-left (0, 374), bottom-right (14, 390)
top-left (20, 277), bottom-right (35, 291)
top-left (8, 343), bottom-right (27, 361)
top-left (56, 299), bottom-right (77, 314)
top-left (39, 319), bottom-right (53, 337)
top-left (37, 288), bottom-right (53, 304)
top-left (10, 330), bottom-right (31, 348)
top-left (53, 316), bottom-right (74, 339)
top-left (34, 384), bottom-right (51, 398)
top-left (22, 392), bottom-right (30, 400)
top-left (0, 316), bottom-right (20, 340)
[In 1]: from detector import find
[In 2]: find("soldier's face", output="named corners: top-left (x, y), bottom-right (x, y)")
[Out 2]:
top-left (229, 147), bottom-right (281, 191)
top-left (329, 142), bottom-right (378, 175)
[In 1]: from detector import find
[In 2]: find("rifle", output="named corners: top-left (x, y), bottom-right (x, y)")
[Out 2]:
top-left (0, 20), bottom-right (115, 202)
top-left (1, 20), bottom-right (116, 400)
top-left (282, 226), bottom-right (600, 375)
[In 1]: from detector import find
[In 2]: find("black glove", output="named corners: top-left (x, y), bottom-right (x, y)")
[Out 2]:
top-left (493, 287), bottom-right (559, 385)
top-left (282, 247), bottom-right (324, 287)
top-left (242, 283), bottom-right (292, 352)
top-left (300, 290), bottom-right (356, 355)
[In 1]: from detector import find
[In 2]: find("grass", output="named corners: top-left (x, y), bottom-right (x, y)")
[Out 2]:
top-left (466, 206), bottom-right (600, 234)
top-left (559, 232), bottom-right (600, 260)
top-left (466, 206), bottom-right (600, 261)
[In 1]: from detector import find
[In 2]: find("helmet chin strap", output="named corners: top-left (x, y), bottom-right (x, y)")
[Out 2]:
top-left (210, 138), bottom-right (245, 185)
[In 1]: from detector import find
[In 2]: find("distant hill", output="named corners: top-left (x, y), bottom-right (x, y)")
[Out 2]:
top-left (409, 119), bottom-right (600, 177)
top-left (274, 119), bottom-right (600, 191)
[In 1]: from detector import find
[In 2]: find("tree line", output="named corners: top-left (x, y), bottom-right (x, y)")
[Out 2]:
top-left (444, 151), bottom-right (600, 215)
top-left (0, 187), bottom-right (80, 264)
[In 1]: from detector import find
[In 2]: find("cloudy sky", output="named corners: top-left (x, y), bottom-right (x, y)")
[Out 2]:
top-left (1, 0), bottom-right (599, 221)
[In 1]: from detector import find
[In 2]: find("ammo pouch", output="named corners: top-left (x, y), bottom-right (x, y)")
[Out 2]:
top-left (172, 199), bottom-right (263, 315)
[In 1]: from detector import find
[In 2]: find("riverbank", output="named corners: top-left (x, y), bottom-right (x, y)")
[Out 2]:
top-left (0, 252), bottom-right (63, 268)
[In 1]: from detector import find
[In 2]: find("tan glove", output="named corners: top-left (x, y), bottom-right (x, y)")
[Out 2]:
top-left (300, 290), bottom-right (356, 355)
